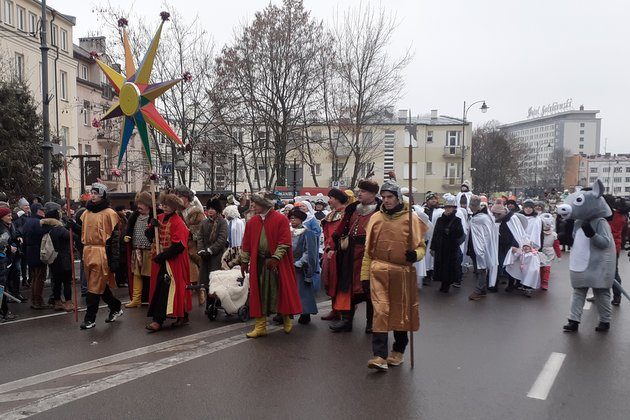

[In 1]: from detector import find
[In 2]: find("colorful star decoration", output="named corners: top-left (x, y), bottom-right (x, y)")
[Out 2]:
top-left (97, 14), bottom-right (183, 169)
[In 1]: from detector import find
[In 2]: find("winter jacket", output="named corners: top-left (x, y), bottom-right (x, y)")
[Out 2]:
top-left (20, 215), bottom-right (45, 268)
top-left (609, 211), bottom-right (627, 254)
top-left (40, 218), bottom-right (78, 273)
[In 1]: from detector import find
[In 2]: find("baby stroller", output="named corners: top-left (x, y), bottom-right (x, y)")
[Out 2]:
top-left (204, 248), bottom-right (250, 322)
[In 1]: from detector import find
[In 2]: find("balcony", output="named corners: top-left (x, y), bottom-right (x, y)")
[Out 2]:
top-left (442, 177), bottom-right (459, 189)
top-left (96, 130), bottom-right (118, 146)
top-left (443, 146), bottom-right (463, 158)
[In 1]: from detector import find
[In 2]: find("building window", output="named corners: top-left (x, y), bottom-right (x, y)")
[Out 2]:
top-left (614, 166), bottom-right (623, 173)
top-left (579, 145), bottom-right (584, 149)
top-left (579, 137), bottom-right (584, 142)
top-left (590, 167), bottom-right (598, 173)
top-left (85, 144), bottom-right (92, 154)
top-left (83, 100), bottom-right (90, 125)
top-left (579, 130), bottom-right (584, 135)
top-left (626, 187), bottom-right (630, 193)
top-left (426, 130), bottom-right (433, 143)
top-left (626, 177), bottom-right (630, 183)
top-left (446, 131), bottom-right (460, 146)
top-left (603, 167), bottom-right (610, 173)
top-left (51, 23), bottom-right (58, 46)
top-left (425, 161), bottom-right (433, 175)
top-left (4, 0), bottom-right (14, 26)
top-left (16, 5), bottom-right (24, 31)
top-left (60, 126), bottom-right (69, 148)
top-left (28, 12), bottom-right (36, 35)
top-left (310, 163), bottom-right (321, 176)
top-left (580, 123), bottom-right (585, 127)
top-left (60, 70), bottom-right (68, 100)
top-left (614, 177), bottom-right (622, 183)
top-left (589, 176), bottom-right (597, 183)
top-left (403, 163), bottom-right (417, 180)
top-left (14, 53), bottom-right (24, 82)
top-left (60, 29), bottom-right (68, 51)
top-left (81, 64), bottom-right (88, 80)
top-left (614, 187), bottom-right (622, 193)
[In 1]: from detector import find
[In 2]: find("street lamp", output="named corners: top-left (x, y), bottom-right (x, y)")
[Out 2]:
top-left (461, 100), bottom-right (489, 184)
top-left (174, 152), bottom-right (188, 185)
top-left (198, 161), bottom-right (211, 191)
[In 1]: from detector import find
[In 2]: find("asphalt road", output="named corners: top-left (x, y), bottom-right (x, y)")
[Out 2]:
top-left (1, 254), bottom-right (630, 420)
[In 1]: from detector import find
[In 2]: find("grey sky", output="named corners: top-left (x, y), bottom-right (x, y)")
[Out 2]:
top-left (50, 0), bottom-right (629, 153)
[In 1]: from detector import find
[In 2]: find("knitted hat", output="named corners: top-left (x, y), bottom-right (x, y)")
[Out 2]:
top-left (223, 205), bottom-right (240, 220)
top-left (344, 190), bottom-right (356, 204)
top-left (288, 208), bottom-right (307, 221)
top-left (251, 190), bottom-right (276, 209)
top-left (18, 197), bottom-right (29, 208)
top-left (505, 199), bottom-right (518, 208)
top-left (90, 182), bottom-right (108, 198)
top-left (540, 213), bottom-right (555, 228)
top-left (461, 180), bottom-right (471, 191)
top-left (135, 191), bottom-right (153, 208)
top-left (444, 196), bottom-right (458, 207)
top-left (328, 188), bottom-right (348, 204)
top-left (206, 198), bottom-right (224, 214)
top-left (380, 179), bottom-right (401, 200)
top-left (357, 179), bottom-right (379, 194)
top-left (0, 207), bottom-right (11, 219)
top-left (173, 184), bottom-right (194, 202)
top-left (522, 199), bottom-right (535, 209)
top-left (159, 193), bottom-right (185, 211)
top-left (31, 203), bottom-right (43, 215)
top-left (425, 191), bottom-right (438, 202)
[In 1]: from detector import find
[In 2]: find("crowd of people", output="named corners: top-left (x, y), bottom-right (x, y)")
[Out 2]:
top-left (1, 178), bottom-right (629, 371)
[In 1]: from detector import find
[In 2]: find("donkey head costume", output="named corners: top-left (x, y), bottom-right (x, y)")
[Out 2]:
top-left (556, 179), bottom-right (616, 332)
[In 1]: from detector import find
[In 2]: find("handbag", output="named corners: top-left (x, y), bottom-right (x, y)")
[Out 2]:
top-left (339, 235), bottom-right (350, 251)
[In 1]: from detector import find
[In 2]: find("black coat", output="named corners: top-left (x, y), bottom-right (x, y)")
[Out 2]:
top-left (19, 215), bottom-right (45, 268)
top-left (430, 212), bottom-right (465, 284)
top-left (40, 218), bottom-right (78, 273)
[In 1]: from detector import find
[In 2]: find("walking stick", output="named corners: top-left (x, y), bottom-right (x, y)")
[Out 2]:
top-left (63, 157), bottom-right (78, 322)
top-left (406, 113), bottom-right (416, 369)
top-left (149, 176), bottom-right (161, 254)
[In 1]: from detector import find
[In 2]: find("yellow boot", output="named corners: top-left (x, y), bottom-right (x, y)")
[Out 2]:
top-left (246, 317), bottom-right (268, 338)
top-left (125, 274), bottom-right (143, 308)
top-left (283, 315), bottom-right (293, 334)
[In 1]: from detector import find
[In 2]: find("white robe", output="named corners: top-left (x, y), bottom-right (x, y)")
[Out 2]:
top-left (412, 205), bottom-right (432, 286)
top-left (228, 217), bottom-right (245, 248)
top-left (505, 250), bottom-right (541, 289)
top-left (456, 207), bottom-right (470, 260)
top-left (523, 214), bottom-right (543, 249)
top-left (423, 207), bottom-right (444, 271)
top-left (470, 212), bottom-right (499, 287)
top-left (502, 215), bottom-right (528, 267)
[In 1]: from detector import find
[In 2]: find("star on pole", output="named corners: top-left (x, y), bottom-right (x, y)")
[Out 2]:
top-left (96, 13), bottom-right (183, 170)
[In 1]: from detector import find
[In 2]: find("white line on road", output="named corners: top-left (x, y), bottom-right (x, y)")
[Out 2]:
top-left (0, 302), bottom-right (130, 326)
top-left (71, 362), bottom-right (146, 376)
top-left (1, 327), bottom-right (282, 420)
top-left (0, 387), bottom-right (73, 403)
top-left (527, 352), bottom-right (566, 400)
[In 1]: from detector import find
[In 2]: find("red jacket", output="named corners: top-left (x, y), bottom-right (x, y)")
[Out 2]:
top-left (609, 211), bottom-right (627, 254)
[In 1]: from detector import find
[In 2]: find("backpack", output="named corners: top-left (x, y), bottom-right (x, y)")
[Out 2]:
top-left (40, 232), bottom-right (58, 265)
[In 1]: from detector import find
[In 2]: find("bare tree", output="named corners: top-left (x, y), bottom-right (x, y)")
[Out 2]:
top-left (331, 4), bottom-right (412, 186)
top-left (471, 121), bottom-right (524, 194)
top-left (540, 146), bottom-right (570, 191)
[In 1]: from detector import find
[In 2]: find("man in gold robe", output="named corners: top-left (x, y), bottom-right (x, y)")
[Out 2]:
top-left (361, 180), bottom-right (426, 371)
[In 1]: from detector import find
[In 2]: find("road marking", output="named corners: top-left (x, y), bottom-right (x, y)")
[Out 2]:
top-left (0, 302), bottom-right (130, 326)
top-left (0, 387), bottom-right (73, 403)
top-left (1, 327), bottom-right (282, 420)
top-left (527, 352), bottom-right (566, 400)
top-left (71, 362), bottom-right (145, 376)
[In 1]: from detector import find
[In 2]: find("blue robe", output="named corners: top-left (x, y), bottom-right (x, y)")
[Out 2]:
top-left (292, 226), bottom-right (319, 315)
top-left (303, 217), bottom-right (322, 290)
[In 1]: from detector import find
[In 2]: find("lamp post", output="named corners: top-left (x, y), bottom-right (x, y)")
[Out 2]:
top-left (461, 100), bottom-right (489, 184)
top-left (174, 151), bottom-right (188, 186)
top-left (198, 161), bottom-right (211, 191)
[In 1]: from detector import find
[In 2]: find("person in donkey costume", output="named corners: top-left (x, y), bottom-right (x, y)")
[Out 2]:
top-left (556, 180), bottom-right (616, 332)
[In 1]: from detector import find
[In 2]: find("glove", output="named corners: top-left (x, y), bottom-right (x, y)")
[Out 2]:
top-left (149, 219), bottom-right (159, 229)
top-left (240, 262), bottom-right (249, 276)
top-left (265, 257), bottom-right (280, 271)
top-left (581, 222), bottom-right (596, 238)
top-left (153, 252), bottom-right (166, 264)
top-left (405, 250), bottom-right (417, 263)
top-left (197, 249), bottom-right (208, 256)
top-left (123, 235), bottom-right (131, 243)
top-left (206, 248), bottom-right (213, 255)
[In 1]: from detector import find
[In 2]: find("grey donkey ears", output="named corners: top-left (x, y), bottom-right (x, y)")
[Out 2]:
top-left (592, 179), bottom-right (604, 198)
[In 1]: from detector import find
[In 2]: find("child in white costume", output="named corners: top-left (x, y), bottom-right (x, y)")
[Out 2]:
top-left (538, 213), bottom-right (562, 291)
top-left (505, 241), bottom-right (541, 297)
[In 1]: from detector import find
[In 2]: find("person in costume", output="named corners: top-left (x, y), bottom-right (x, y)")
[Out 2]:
top-left (293, 200), bottom-right (322, 291)
top-left (504, 240), bottom-right (541, 297)
top-left (330, 179), bottom-right (380, 333)
top-left (197, 198), bottom-right (228, 295)
top-left (321, 188), bottom-right (348, 321)
top-left (145, 193), bottom-right (192, 332)
top-left (406, 189), bottom-right (431, 288)
top-left (239, 190), bottom-right (302, 338)
top-left (468, 196), bottom-right (499, 301)
top-left (456, 180), bottom-right (473, 212)
top-left (313, 196), bottom-right (329, 221)
top-left (174, 185), bottom-right (206, 305)
top-left (223, 204), bottom-right (245, 250)
top-left (289, 208), bottom-right (319, 324)
top-left (491, 199), bottom-right (527, 293)
top-left (538, 213), bottom-right (561, 291)
top-left (80, 183), bottom-right (123, 330)
top-left (123, 192), bottom-right (154, 308)
top-left (422, 192), bottom-right (443, 284)
top-left (606, 195), bottom-right (628, 306)
top-left (431, 196), bottom-right (465, 293)
top-left (361, 180), bottom-right (426, 371)
top-left (521, 199), bottom-right (543, 249)
top-left (0, 207), bottom-right (19, 321)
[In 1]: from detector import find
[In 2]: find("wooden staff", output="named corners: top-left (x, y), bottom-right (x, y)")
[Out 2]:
top-left (407, 126), bottom-right (415, 369)
top-left (63, 157), bottom-right (78, 322)
top-left (150, 176), bottom-right (161, 254)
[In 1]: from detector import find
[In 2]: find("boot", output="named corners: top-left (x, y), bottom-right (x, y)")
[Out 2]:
top-left (468, 292), bottom-right (485, 301)
top-left (367, 356), bottom-right (388, 371)
top-left (386, 351), bottom-right (404, 366)
top-left (329, 317), bottom-right (353, 332)
top-left (125, 275), bottom-right (143, 308)
top-left (53, 300), bottom-right (65, 311)
top-left (320, 310), bottom-right (339, 321)
top-left (612, 295), bottom-right (621, 306)
top-left (595, 322), bottom-right (610, 332)
top-left (246, 317), bottom-right (268, 338)
top-left (282, 315), bottom-right (293, 334)
top-left (63, 300), bottom-right (75, 312)
top-left (563, 319), bottom-right (579, 332)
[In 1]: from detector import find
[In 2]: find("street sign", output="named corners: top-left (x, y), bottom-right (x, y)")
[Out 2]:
top-left (84, 160), bottom-right (100, 185)
top-left (161, 163), bottom-right (173, 176)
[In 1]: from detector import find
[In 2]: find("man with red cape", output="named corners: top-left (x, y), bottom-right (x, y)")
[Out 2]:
top-left (145, 193), bottom-right (192, 332)
top-left (240, 190), bottom-right (302, 337)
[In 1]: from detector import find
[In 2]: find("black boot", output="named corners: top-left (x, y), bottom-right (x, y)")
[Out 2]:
top-left (563, 319), bottom-right (579, 332)
top-left (298, 314), bottom-right (311, 325)
top-left (612, 295), bottom-right (621, 306)
top-left (595, 322), bottom-right (610, 332)
top-left (329, 317), bottom-right (352, 332)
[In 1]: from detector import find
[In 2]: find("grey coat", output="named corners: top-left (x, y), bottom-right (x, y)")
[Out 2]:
top-left (197, 216), bottom-right (228, 286)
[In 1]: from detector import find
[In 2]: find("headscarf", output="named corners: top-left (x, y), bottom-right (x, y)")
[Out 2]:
top-left (296, 201), bottom-right (315, 222)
